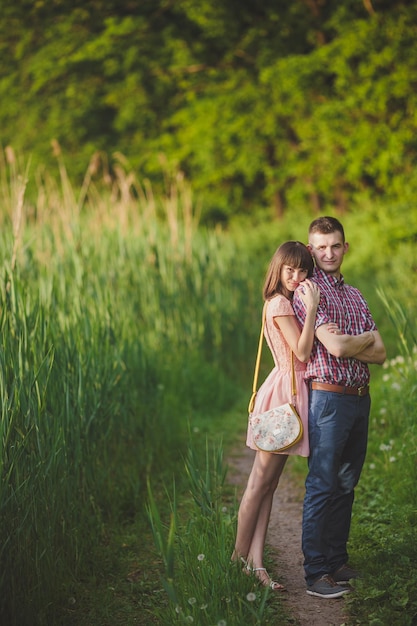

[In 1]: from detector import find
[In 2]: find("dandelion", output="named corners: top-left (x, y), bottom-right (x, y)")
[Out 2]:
top-left (200, 604), bottom-right (208, 610)
top-left (382, 374), bottom-right (390, 382)
top-left (193, 426), bottom-right (200, 433)
top-left (379, 407), bottom-right (387, 415)
top-left (380, 443), bottom-right (392, 451)
top-left (391, 382), bottom-right (401, 390)
top-left (222, 506), bottom-right (228, 513)
top-left (217, 621), bottom-right (227, 626)
top-left (175, 605), bottom-right (182, 614)
top-left (185, 616), bottom-right (194, 623)
top-left (197, 554), bottom-right (205, 561)
top-left (246, 592), bottom-right (257, 602)
top-left (389, 456), bottom-right (396, 463)
top-left (188, 597), bottom-right (197, 605)
top-left (369, 463), bottom-right (376, 470)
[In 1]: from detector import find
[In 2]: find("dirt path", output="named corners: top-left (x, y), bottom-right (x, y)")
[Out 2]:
top-left (227, 446), bottom-right (348, 626)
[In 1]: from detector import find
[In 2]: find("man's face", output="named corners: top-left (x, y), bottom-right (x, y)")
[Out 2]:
top-left (308, 231), bottom-right (349, 276)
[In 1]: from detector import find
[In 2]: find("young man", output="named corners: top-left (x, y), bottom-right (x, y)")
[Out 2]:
top-left (292, 216), bottom-right (386, 599)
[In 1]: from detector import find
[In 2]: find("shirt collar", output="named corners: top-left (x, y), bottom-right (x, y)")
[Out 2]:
top-left (313, 267), bottom-right (345, 288)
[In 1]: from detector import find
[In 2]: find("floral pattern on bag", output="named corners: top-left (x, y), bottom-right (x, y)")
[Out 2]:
top-left (250, 403), bottom-right (303, 453)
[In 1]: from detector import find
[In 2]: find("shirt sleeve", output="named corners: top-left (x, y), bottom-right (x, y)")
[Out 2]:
top-left (268, 295), bottom-right (294, 317)
top-left (292, 288), bottom-right (305, 324)
top-left (293, 286), bottom-right (330, 330)
top-left (314, 299), bottom-right (331, 330)
top-left (353, 288), bottom-right (378, 332)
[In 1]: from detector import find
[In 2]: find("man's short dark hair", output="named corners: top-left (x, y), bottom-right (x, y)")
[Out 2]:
top-left (309, 216), bottom-right (345, 242)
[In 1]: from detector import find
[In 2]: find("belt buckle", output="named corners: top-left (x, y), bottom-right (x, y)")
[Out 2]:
top-left (357, 386), bottom-right (366, 397)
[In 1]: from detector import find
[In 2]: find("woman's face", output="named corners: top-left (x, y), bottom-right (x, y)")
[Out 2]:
top-left (281, 265), bottom-right (309, 292)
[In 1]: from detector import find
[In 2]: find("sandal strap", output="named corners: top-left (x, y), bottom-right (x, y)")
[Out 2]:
top-left (252, 567), bottom-right (286, 590)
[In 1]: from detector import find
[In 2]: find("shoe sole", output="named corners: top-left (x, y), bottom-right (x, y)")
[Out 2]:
top-left (306, 587), bottom-right (350, 599)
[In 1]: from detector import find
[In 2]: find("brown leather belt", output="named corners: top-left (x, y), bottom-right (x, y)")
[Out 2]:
top-left (311, 382), bottom-right (369, 397)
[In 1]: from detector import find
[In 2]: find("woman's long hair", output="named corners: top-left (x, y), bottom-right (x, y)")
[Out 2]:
top-left (263, 241), bottom-right (314, 301)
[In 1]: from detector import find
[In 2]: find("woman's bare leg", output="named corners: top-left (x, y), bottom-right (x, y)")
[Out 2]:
top-left (232, 450), bottom-right (288, 582)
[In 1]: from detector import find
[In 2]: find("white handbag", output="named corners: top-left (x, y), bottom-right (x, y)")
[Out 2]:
top-left (248, 303), bottom-right (303, 453)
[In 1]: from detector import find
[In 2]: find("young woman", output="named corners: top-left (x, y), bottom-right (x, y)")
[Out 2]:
top-left (232, 241), bottom-right (331, 590)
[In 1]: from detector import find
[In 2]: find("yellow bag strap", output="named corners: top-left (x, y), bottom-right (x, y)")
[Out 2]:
top-left (248, 301), bottom-right (296, 413)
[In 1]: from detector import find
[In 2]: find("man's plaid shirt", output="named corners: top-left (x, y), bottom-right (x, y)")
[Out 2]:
top-left (292, 268), bottom-right (377, 387)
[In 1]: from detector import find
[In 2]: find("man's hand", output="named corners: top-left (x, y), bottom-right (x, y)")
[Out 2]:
top-left (316, 324), bottom-right (377, 360)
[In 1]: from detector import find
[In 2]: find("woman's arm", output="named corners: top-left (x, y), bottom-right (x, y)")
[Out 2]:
top-left (274, 280), bottom-right (320, 362)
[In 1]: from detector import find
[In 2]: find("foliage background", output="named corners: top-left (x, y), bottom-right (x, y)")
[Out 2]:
top-left (2, 0), bottom-right (417, 222)
top-left (1, 1), bottom-right (417, 624)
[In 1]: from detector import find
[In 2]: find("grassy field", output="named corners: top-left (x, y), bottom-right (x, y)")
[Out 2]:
top-left (0, 152), bottom-right (416, 624)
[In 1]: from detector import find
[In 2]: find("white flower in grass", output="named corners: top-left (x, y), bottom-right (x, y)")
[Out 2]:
top-left (246, 592), bottom-right (257, 602)
top-left (193, 426), bottom-right (200, 433)
top-left (391, 382), bottom-right (401, 390)
top-left (200, 603), bottom-right (208, 610)
top-left (379, 407), bottom-right (387, 415)
top-left (185, 616), bottom-right (194, 623)
top-left (369, 463), bottom-right (376, 470)
top-left (217, 621), bottom-right (227, 626)
top-left (188, 597), bottom-right (197, 605)
top-left (379, 443), bottom-right (392, 452)
top-left (175, 605), bottom-right (182, 614)
top-left (382, 374), bottom-right (390, 381)
top-left (222, 506), bottom-right (228, 513)
top-left (197, 553), bottom-right (205, 561)
top-left (389, 456), bottom-right (396, 463)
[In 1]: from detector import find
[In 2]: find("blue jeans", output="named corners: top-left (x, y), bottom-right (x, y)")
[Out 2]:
top-left (302, 389), bottom-right (370, 586)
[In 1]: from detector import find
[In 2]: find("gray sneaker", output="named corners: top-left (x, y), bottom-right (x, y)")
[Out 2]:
top-left (332, 564), bottom-right (360, 585)
top-left (306, 574), bottom-right (351, 599)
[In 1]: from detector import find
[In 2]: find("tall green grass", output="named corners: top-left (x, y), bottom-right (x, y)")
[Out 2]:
top-left (146, 439), bottom-right (287, 625)
top-left (346, 297), bottom-right (417, 626)
top-left (1, 148), bottom-right (416, 625)
top-left (0, 153), bottom-right (265, 625)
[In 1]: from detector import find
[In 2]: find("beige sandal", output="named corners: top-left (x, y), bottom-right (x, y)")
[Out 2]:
top-left (252, 567), bottom-right (286, 591)
top-left (242, 560), bottom-right (286, 592)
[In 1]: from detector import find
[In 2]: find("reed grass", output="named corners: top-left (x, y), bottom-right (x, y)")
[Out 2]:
top-left (345, 297), bottom-right (417, 625)
top-left (0, 150), bottom-right (263, 625)
top-left (1, 148), bottom-right (416, 625)
top-left (146, 438), bottom-right (287, 625)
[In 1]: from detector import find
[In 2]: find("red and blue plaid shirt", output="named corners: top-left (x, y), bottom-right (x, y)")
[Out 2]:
top-left (292, 268), bottom-right (377, 386)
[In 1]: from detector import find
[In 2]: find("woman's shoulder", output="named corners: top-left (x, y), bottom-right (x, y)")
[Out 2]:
top-left (267, 294), bottom-right (293, 316)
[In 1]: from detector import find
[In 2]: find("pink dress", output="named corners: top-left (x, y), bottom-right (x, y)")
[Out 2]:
top-left (246, 294), bottom-right (310, 457)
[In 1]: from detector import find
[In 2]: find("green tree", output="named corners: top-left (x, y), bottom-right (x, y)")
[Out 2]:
top-left (1, 0), bottom-right (416, 221)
